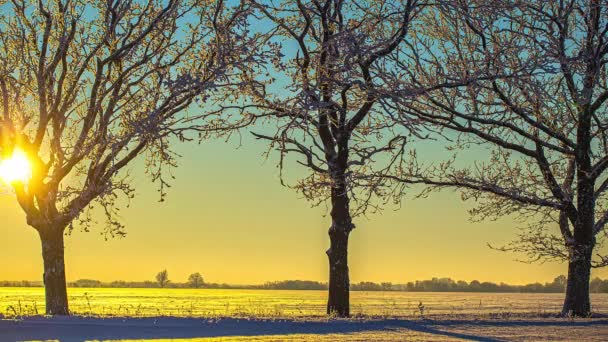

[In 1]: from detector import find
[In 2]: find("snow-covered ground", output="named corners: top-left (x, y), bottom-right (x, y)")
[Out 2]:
top-left (2, 316), bottom-right (608, 341)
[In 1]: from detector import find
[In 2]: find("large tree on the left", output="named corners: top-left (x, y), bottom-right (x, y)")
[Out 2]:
top-left (0, 0), bottom-right (250, 315)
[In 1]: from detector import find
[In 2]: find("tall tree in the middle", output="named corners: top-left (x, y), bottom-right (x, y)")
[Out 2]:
top-left (244, 0), bottom-right (420, 317)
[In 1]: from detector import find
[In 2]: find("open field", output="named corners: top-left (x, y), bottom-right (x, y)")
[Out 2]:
top-left (2, 288), bottom-right (608, 341)
top-left (2, 287), bottom-right (608, 318)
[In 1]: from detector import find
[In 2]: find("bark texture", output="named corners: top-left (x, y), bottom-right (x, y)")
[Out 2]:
top-left (562, 241), bottom-right (593, 317)
top-left (40, 229), bottom-right (69, 316)
top-left (326, 168), bottom-right (353, 317)
top-left (562, 119), bottom-right (595, 317)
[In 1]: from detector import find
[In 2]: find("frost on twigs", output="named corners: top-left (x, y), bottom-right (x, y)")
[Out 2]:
top-left (383, 1), bottom-right (608, 271)
top-left (0, 0), bottom-right (257, 237)
top-left (240, 0), bottom-right (425, 219)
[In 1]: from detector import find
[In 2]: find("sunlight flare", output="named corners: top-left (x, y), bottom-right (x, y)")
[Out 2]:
top-left (0, 148), bottom-right (32, 184)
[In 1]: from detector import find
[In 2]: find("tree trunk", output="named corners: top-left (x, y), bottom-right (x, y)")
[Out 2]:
top-left (565, 113), bottom-right (595, 317)
top-left (562, 242), bottom-right (593, 317)
top-left (326, 168), bottom-right (353, 317)
top-left (562, 162), bottom-right (594, 317)
top-left (39, 229), bottom-right (69, 315)
top-left (327, 226), bottom-right (350, 316)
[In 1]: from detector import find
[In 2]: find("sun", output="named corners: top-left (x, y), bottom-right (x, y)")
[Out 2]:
top-left (0, 148), bottom-right (33, 184)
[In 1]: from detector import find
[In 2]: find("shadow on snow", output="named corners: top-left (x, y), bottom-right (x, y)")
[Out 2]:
top-left (2, 316), bottom-right (608, 342)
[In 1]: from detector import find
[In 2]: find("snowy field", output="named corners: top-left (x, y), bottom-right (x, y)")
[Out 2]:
top-left (3, 287), bottom-right (608, 317)
top-left (2, 316), bottom-right (608, 341)
top-left (2, 288), bottom-right (608, 341)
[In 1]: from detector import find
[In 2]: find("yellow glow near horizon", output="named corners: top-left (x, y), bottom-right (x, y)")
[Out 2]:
top-left (0, 148), bottom-right (32, 184)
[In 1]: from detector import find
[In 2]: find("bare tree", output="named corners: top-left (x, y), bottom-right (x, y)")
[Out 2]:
top-left (156, 269), bottom-right (170, 288)
top-left (387, 0), bottom-right (608, 316)
top-left (187, 272), bottom-right (204, 288)
top-left (0, 0), bottom-right (251, 315)
top-left (242, 0), bottom-right (421, 317)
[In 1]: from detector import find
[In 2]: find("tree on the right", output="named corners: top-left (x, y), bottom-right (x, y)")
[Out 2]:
top-left (387, 0), bottom-right (608, 317)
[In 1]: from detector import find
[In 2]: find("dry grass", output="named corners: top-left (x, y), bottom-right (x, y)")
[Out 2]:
top-left (3, 287), bottom-right (605, 320)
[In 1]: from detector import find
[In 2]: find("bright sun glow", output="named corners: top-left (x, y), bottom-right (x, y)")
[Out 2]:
top-left (0, 149), bottom-right (32, 184)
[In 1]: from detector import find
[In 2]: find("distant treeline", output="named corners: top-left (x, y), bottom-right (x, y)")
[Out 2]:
top-left (64, 279), bottom-right (327, 290)
top-left (69, 279), bottom-right (236, 289)
top-left (257, 280), bottom-right (327, 290)
top-left (4, 276), bottom-right (608, 293)
top-left (351, 276), bottom-right (571, 293)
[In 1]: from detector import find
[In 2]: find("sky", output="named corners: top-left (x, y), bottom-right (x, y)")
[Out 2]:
top-left (2, 135), bottom-right (607, 286)
top-left (1, 2), bottom-right (606, 287)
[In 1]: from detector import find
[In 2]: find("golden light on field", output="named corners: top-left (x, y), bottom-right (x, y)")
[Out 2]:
top-left (0, 148), bottom-right (32, 184)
